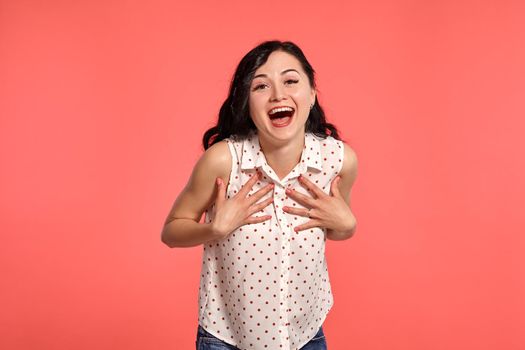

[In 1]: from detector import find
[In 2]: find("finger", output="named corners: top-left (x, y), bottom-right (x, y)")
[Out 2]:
top-left (248, 195), bottom-right (274, 216)
top-left (237, 171), bottom-right (261, 198)
top-left (330, 176), bottom-right (342, 198)
top-left (285, 187), bottom-right (315, 208)
top-left (247, 182), bottom-right (274, 206)
top-left (293, 219), bottom-right (321, 233)
top-left (245, 214), bottom-right (272, 225)
top-left (298, 174), bottom-right (326, 199)
top-left (282, 206), bottom-right (310, 217)
top-left (215, 177), bottom-right (226, 206)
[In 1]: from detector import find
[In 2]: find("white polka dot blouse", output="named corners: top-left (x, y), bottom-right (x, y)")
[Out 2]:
top-left (198, 129), bottom-right (344, 350)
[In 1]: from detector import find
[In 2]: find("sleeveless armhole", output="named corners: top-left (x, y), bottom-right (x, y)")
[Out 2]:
top-left (335, 139), bottom-right (345, 177)
top-left (224, 138), bottom-right (238, 200)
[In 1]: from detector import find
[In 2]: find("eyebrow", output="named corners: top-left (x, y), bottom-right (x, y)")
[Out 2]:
top-left (253, 68), bottom-right (300, 79)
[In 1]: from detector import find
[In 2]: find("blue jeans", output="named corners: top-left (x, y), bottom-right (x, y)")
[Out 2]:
top-left (196, 324), bottom-right (327, 350)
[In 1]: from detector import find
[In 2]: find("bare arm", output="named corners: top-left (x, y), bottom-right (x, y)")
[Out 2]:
top-left (326, 142), bottom-right (358, 241)
top-left (162, 139), bottom-right (275, 248)
top-left (161, 140), bottom-right (231, 248)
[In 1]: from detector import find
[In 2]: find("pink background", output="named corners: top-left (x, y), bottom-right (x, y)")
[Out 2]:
top-left (1, 0), bottom-right (524, 349)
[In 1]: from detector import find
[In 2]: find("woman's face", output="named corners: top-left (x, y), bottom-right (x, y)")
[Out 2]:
top-left (248, 50), bottom-right (316, 142)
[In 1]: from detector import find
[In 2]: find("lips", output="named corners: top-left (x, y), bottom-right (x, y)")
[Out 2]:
top-left (268, 106), bottom-right (295, 117)
top-left (266, 105), bottom-right (295, 128)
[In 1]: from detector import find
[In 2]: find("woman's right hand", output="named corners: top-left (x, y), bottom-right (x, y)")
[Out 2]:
top-left (210, 171), bottom-right (274, 239)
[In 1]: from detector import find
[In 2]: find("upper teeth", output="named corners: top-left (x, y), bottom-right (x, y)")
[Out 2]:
top-left (269, 106), bottom-right (294, 115)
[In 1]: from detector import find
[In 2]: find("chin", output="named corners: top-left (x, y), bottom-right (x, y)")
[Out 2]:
top-left (267, 122), bottom-right (307, 141)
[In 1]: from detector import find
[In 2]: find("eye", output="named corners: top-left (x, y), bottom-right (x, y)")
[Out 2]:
top-left (253, 83), bottom-right (267, 91)
top-left (285, 79), bottom-right (299, 85)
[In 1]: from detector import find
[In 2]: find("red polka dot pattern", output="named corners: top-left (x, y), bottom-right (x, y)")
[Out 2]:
top-left (197, 130), bottom-right (344, 350)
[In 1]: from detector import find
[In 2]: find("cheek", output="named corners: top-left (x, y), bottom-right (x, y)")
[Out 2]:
top-left (248, 101), bottom-right (265, 123)
top-left (289, 89), bottom-right (311, 103)
top-left (291, 98), bottom-right (311, 115)
top-left (249, 95), bottom-right (266, 112)
top-left (290, 93), bottom-right (312, 120)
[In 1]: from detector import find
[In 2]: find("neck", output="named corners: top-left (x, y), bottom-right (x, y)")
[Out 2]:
top-left (257, 130), bottom-right (306, 180)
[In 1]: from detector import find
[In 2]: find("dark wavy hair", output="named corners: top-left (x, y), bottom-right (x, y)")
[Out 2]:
top-left (202, 40), bottom-right (341, 150)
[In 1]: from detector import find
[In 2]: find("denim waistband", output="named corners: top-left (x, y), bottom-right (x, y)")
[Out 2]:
top-left (197, 324), bottom-right (324, 338)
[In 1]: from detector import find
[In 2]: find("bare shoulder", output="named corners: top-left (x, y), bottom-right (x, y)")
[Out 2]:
top-left (340, 142), bottom-right (358, 179)
top-left (337, 142), bottom-right (358, 204)
top-left (195, 139), bottom-right (232, 182)
top-left (163, 139), bottom-right (232, 224)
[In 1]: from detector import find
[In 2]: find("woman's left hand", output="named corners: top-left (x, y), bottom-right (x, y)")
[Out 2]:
top-left (283, 174), bottom-right (354, 233)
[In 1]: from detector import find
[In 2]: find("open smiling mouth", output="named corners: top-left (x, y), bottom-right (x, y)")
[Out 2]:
top-left (268, 107), bottom-right (295, 127)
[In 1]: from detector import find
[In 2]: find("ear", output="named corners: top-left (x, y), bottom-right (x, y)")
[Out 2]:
top-left (310, 88), bottom-right (316, 105)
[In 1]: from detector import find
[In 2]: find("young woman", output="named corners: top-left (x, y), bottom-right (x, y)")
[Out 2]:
top-left (161, 40), bottom-right (358, 350)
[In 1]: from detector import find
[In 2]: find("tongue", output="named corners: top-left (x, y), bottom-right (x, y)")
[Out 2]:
top-left (271, 116), bottom-right (291, 126)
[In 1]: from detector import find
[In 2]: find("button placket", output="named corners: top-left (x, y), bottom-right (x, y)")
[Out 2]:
top-left (274, 181), bottom-right (292, 348)
top-left (261, 164), bottom-right (282, 187)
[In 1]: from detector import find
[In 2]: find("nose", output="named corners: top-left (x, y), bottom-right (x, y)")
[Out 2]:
top-left (270, 84), bottom-right (286, 102)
